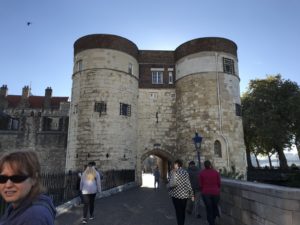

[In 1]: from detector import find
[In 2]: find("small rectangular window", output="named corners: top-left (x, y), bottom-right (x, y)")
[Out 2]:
top-left (150, 92), bottom-right (158, 99)
top-left (223, 58), bottom-right (234, 75)
top-left (76, 60), bottom-right (83, 72)
top-left (94, 102), bottom-right (107, 116)
top-left (120, 103), bottom-right (131, 117)
top-left (42, 117), bottom-right (62, 131)
top-left (152, 71), bottom-right (163, 84)
top-left (168, 72), bottom-right (173, 84)
top-left (128, 63), bottom-right (133, 75)
top-left (235, 103), bottom-right (242, 116)
top-left (0, 116), bottom-right (19, 131)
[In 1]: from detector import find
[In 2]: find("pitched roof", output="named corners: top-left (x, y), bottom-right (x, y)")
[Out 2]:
top-left (5, 95), bottom-right (69, 109)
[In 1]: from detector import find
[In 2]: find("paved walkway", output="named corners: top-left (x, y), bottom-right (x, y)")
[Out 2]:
top-left (55, 175), bottom-right (208, 225)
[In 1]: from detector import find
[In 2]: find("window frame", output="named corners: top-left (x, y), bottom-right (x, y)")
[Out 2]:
top-left (128, 63), bottom-right (133, 75)
top-left (223, 57), bottom-right (235, 75)
top-left (120, 103), bottom-right (131, 117)
top-left (235, 103), bottom-right (242, 116)
top-left (94, 101), bottom-right (107, 116)
top-left (75, 60), bottom-right (83, 72)
top-left (214, 140), bottom-right (222, 158)
top-left (151, 71), bottom-right (164, 84)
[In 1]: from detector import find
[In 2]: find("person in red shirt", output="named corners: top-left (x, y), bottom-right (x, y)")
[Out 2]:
top-left (199, 160), bottom-right (220, 225)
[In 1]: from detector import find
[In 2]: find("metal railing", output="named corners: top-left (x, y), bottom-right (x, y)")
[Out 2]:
top-left (0, 169), bottom-right (135, 216)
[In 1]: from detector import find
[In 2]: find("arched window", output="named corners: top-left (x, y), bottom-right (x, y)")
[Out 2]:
top-left (214, 140), bottom-right (222, 157)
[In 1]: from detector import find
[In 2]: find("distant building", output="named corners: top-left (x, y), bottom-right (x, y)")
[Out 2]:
top-left (66, 34), bottom-right (247, 182)
top-left (0, 85), bottom-right (69, 172)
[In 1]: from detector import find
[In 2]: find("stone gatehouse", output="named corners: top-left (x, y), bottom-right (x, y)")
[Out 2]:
top-left (66, 34), bottom-right (247, 181)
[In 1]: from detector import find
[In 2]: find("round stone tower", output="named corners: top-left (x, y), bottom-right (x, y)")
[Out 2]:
top-left (66, 34), bottom-right (139, 171)
top-left (174, 37), bottom-right (246, 173)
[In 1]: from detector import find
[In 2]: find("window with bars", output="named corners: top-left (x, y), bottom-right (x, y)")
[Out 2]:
top-left (152, 71), bottom-right (163, 84)
top-left (120, 103), bottom-right (131, 117)
top-left (223, 58), bottom-right (235, 75)
top-left (94, 102), bottom-right (107, 116)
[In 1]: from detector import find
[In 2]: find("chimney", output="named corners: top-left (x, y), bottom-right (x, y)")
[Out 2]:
top-left (45, 87), bottom-right (52, 98)
top-left (22, 86), bottom-right (30, 98)
top-left (0, 85), bottom-right (8, 97)
top-left (44, 87), bottom-right (52, 109)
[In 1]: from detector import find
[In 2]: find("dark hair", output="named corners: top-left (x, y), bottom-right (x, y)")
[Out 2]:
top-left (0, 151), bottom-right (45, 200)
top-left (204, 160), bottom-right (212, 169)
top-left (88, 161), bottom-right (96, 167)
top-left (189, 161), bottom-right (195, 166)
top-left (174, 159), bottom-right (183, 167)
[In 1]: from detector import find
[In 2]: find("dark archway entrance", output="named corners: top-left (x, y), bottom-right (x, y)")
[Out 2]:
top-left (141, 149), bottom-right (174, 185)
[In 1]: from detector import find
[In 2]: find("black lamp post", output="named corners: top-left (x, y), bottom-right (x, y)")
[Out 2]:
top-left (193, 132), bottom-right (203, 169)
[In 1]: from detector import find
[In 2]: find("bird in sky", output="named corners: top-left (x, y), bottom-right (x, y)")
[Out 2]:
top-left (27, 22), bottom-right (32, 26)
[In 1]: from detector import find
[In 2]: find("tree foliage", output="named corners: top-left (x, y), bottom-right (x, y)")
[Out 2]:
top-left (242, 75), bottom-right (300, 169)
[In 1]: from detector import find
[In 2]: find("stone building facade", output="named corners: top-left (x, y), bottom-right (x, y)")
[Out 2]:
top-left (0, 85), bottom-right (69, 172)
top-left (66, 34), bottom-right (246, 180)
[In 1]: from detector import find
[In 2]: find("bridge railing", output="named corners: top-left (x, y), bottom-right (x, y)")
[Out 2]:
top-left (0, 169), bottom-right (135, 216)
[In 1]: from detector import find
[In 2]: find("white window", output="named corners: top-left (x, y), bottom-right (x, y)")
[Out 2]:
top-left (150, 92), bottom-right (158, 99)
top-left (152, 71), bottom-right (163, 84)
top-left (168, 72), bottom-right (173, 84)
top-left (76, 60), bottom-right (83, 72)
top-left (128, 63), bottom-right (133, 74)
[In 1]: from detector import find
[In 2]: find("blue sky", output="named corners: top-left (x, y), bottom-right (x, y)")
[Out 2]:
top-left (1, 0), bottom-right (299, 98)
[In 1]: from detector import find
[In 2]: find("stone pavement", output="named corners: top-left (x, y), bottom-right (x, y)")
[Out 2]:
top-left (55, 181), bottom-right (208, 225)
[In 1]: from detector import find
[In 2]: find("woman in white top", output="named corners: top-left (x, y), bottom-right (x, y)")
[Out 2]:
top-left (80, 162), bottom-right (101, 224)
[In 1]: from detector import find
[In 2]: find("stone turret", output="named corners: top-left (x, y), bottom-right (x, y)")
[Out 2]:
top-left (66, 34), bottom-right (139, 171)
top-left (174, 37), bottom-right (246, 172)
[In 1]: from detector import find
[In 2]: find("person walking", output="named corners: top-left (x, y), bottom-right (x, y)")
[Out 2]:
top-left (186, 161), bottom-right (201, 218)
top-left (199, 160), bottom-right (221, 225)
top-left (168, 159), bottom-right (194, 225)
top-left (80, 162), bottom-right (102, 224)
top-left (153, 166), bottom-right (160, 189)
top-left (0, 151), bottom-right (56, 225)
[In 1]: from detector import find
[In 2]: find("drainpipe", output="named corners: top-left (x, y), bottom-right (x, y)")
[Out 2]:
top-left (215, 53), bottom-right (230, 167)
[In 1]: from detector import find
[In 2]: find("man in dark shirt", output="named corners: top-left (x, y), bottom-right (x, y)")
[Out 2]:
top-left (186, 161), bottom-right (201, 218)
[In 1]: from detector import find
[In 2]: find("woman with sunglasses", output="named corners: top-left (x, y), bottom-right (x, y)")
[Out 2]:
top-left (0, 151), bottom-right (56, 225)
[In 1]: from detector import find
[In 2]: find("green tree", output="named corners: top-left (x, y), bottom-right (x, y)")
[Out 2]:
top-left (242, 75), bottom-right (300, 169)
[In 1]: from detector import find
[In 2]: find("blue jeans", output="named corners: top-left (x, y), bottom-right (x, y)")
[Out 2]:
top-left (202, 194), bottom-right (220, 225)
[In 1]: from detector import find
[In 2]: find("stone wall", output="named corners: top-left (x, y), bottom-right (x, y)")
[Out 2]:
top-left (0, 106), bottom-right (69, 173)
top-left (221, 178), bottom-right (300, 225)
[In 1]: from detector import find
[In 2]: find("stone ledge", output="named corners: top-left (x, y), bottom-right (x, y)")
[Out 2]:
top-left (222, 178), bottom-right (300, 200)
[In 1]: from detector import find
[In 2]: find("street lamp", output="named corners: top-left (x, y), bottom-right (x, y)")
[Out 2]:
top-left (193, 132), bottom-right (203, 169)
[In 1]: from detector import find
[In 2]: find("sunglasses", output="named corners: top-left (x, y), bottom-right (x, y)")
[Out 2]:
top-left (0, 175), bottom-right (29, 184)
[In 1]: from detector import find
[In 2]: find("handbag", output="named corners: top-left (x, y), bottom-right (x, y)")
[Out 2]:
top-left (167, 171), bottom-right (177, 189)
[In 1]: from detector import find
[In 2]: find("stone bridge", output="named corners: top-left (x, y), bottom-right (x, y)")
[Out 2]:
top-left (55, 175), bottom-right (300, 225)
